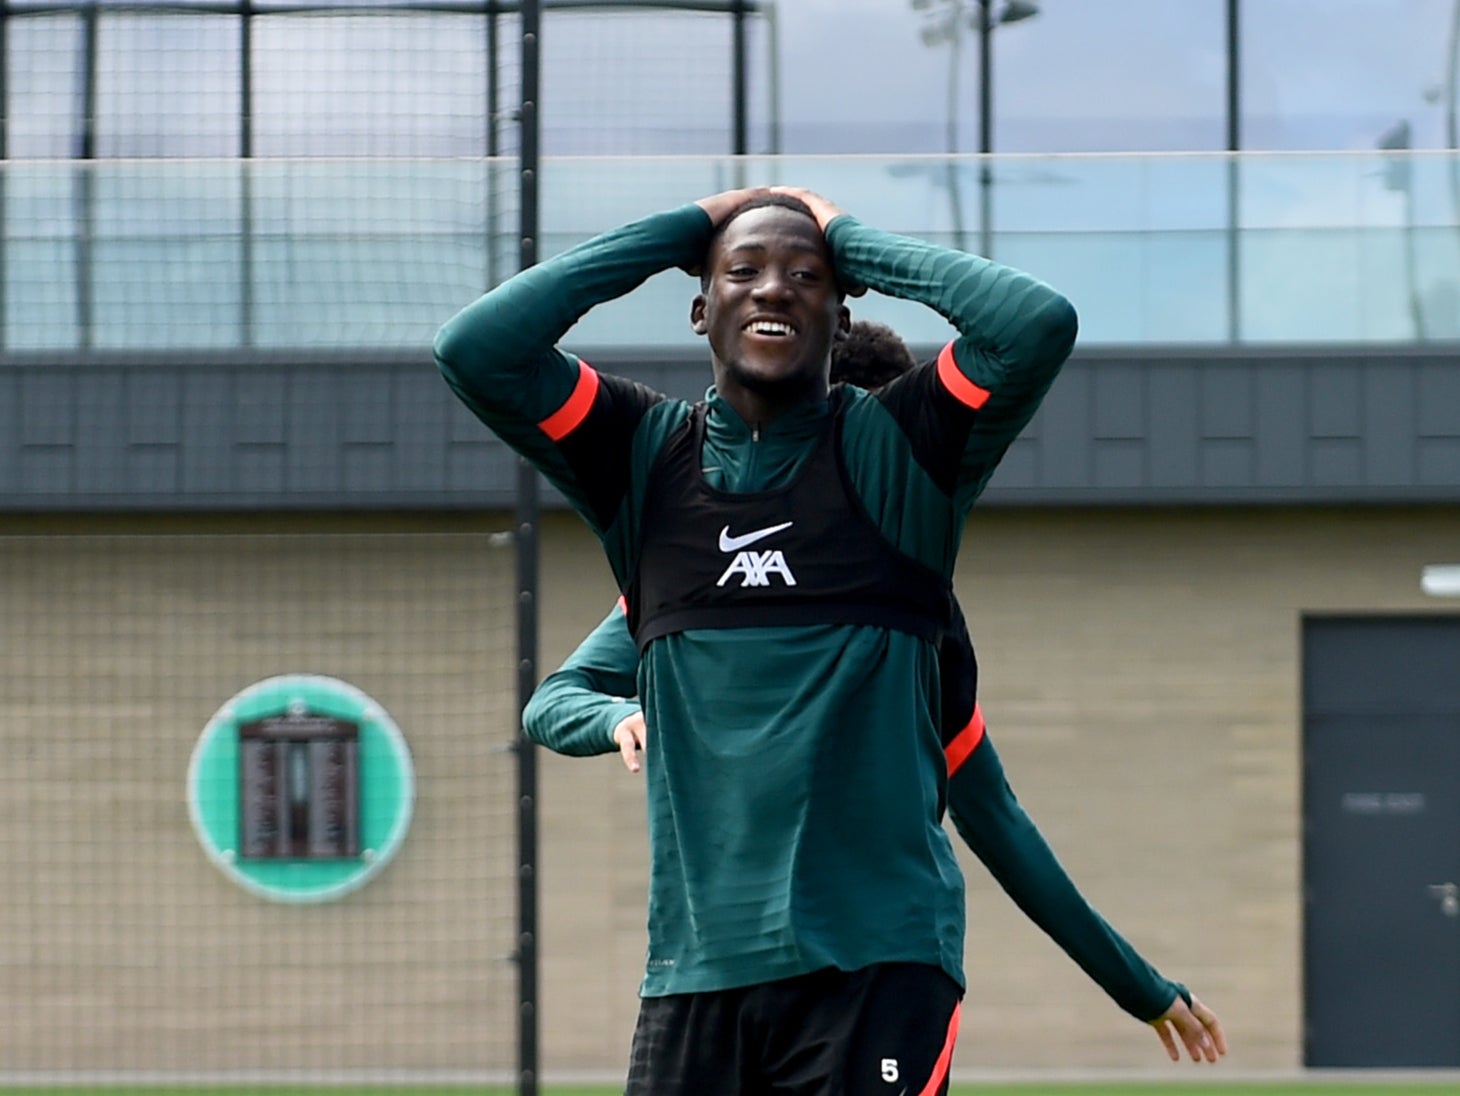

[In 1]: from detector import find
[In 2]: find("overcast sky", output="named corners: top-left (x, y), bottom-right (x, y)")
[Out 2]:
top-left (767, 0), bottom-right (1457, 153)
top-left (7, 0), bottom-right (1456, 348)
top-left (8, 0), bottom-right (1459, 157)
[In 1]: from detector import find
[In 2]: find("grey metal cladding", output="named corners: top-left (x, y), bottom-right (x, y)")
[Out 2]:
top-left (0, 345), bottom-right (1456, 511)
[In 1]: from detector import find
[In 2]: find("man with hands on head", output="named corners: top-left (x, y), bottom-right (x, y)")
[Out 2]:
top-left (525, 323), bottom-right (1226, 1073)
top-left (435, 184), bottom-right (1226, 1094)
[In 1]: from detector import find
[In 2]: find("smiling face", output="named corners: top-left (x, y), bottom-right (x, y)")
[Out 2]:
top-left (691, 204), bottom-right (850, 419)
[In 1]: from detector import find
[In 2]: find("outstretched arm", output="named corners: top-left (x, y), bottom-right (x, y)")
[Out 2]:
top-left (946, 734), bottom-right (1226, 1063)
top-left (523, 603), bottom-right (643, 761)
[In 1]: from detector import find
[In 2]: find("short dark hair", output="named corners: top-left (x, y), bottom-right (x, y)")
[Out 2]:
top-left (699, 193), bottom-right (825, 292)
top-left (716, 193), bottom-right (817, 238)
top-left (830, 320), bottom-right (916, 390)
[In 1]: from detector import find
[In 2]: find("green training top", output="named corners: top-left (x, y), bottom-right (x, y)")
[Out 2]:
top-left (434, 201), bottom-right (1077, 997)
top-left (527, 603), bottom-right (1188, 1023)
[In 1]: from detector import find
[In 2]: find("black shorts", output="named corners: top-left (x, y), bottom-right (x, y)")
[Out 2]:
top-left (624, 962), bottom-right (963, 1096)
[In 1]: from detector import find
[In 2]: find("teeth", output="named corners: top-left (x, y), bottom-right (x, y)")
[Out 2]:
top-left (747, 321), bottom-right (794, 336)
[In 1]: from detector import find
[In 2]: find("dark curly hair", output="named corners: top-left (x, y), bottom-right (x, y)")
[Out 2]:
top-left (830, 320), bottom-right (916, 390)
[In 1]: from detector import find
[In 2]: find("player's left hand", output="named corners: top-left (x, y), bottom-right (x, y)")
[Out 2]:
top-left (767, 185), bottom-right (844, 231)
top-left (1149, 992), bottom-right (1227, 1064)
top-left (767, 186), bottom-right (867, 298)
top-left (612, 710), bottom-right (647, 773)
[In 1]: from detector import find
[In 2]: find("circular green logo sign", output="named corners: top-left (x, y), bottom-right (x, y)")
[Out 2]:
top-left (187, 674), bottom-right (414, 903)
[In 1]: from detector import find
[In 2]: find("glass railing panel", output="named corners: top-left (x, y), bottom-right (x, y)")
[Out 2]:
top-left (2, 152), bottom-right (1456, 354)
top-left (8, 239), bottom-right (80, 352)
top-left (91, 238), bottom-right (244, 350)
top-left (1241, 224), bottom-right (1457, 344)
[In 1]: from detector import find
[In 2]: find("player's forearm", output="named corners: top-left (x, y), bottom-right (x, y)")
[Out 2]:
top-left (523, 678), bottom-right (637, 756)
top-left (825, 216), bottom-right (1076, 408)
top-left (523, 604), bottom-right (643, 756)
top-left (433, 203), bottom-right (712, 424)
top-left (948, 737), bottom-right (1181, 1021)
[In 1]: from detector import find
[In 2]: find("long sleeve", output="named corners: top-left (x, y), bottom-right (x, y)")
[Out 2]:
top-left (826, 215), bottom-right (1077, 510)
top-left (432, 203), bottom-right (711, 523)
top-left (523, 605), bottom-right (642, 757)
top-left (947, 735), bottom-right (1185, 1023)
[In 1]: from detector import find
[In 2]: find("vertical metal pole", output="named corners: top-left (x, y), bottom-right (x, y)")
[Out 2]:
top-left (486, 2), bottom-right (500, 290)
top-left (1445, 0), bottom-right (1459, 240)
top-left (978, 0), bottom-right (992, 257)
top-left (1, 2), bottom-right (9, 350)
top-left (1450, 0), bottom-right (1460, 152)
top-left (943, 6), bottom-right (966, 253)
top-left (239, 0), bottom-right (252, 160)
top-left (764, 0), bottom-right (782, 155)
top-left (240, 0), bottom-right (254, 346)
top-left (77, 5), bottom-right (97, 164)
top-left (1403, 180), bottom-right (1424, 339)
top-left (516, 4), bottom-right (541, 1095)
top-left (0, 2), bottom-right (7, 161)
top-left (732, 0), bottom-right (747, 154)
top-left (487, 4), bottom-right (500, 158)
top-left (76, 0), bottom-right (98, 351)
top-left (1226, 0), bottom-right (1240, 342)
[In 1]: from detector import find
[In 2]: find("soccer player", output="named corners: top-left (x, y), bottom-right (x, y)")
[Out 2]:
top-left (524, 320), bottom-right (1226, 1071)
top-left (434, 186), bottom-right (1226, 1094)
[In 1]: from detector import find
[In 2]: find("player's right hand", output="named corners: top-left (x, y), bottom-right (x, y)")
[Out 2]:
top-left (1149, 992), bottom-right (1227, 1064)
top-left (612, 711), bottom-right (647, 773)
top-left (693, 187), bottom-right (773, 228)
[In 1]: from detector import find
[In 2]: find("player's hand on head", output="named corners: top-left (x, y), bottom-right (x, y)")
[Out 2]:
top-left (684, 188), bottom-right (773, 276)
top-left (767, 186), bottom-right (865, 297)
top-left (612, 710), bottom-right (647, 774)
top-left (768, 186), bottom-right (845, 232)
top-left (694, 187), bottom-right (773, 228)
top-left (1148, 992), bottom-right (1227, 1064)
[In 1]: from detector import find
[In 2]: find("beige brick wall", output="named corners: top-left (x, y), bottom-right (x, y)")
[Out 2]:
top-left (5, 505), bottom-right (1459, 1079)
top-left (532, 504), bottom-right (1460, 1078)
top-left (0, 516), bottom-right (522, 1074)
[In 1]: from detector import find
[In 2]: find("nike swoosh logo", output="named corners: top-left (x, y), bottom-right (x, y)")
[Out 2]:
top-left (718, 521), bottom-right (793, 553)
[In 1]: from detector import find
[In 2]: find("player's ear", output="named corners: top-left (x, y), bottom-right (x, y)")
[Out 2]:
top-left (690, 293), bottom-right (709, 336)
top-left (836, 304), bottom-right (851, 338)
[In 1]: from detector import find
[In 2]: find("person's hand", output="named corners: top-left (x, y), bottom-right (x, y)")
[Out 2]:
top-left (612, 710), bottom-right (647, 773)
top-left (767, 186), bottom-right (865, 297)
top-left (684, 188), bottom-right (773, 276)
top-left (694, 187), bottom-right (773, 228)
top-left (1149, 992), bottom-right (1227, 1064)
top-left (767, 186), bottom-right (846, 232)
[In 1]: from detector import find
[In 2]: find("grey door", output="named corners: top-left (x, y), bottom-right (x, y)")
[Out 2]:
top-left (1303, 616), bottom-right (1460, 1068)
